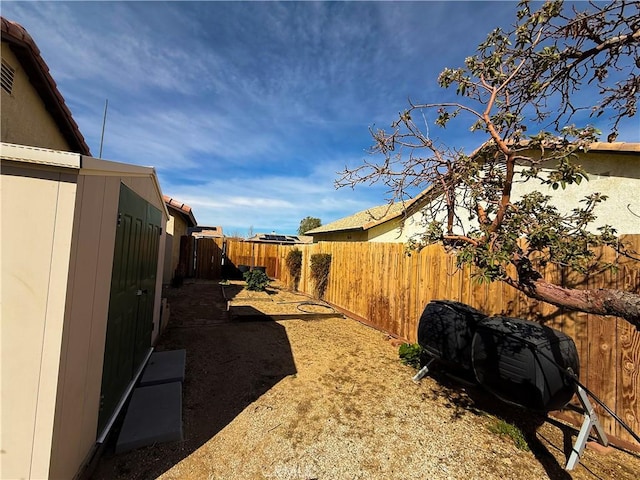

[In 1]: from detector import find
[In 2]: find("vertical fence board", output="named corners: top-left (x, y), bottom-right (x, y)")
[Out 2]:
top-left (616, 235), bottom-right (640, 442)
top-left (586, 243), bottom-right (620, 436)
top-left (586, 313), bottom-right (618, 437)
top-left (618, 292), bottom-right (640, 443)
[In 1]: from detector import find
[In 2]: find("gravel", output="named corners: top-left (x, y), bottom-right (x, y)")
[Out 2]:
top-left (90, 280), bottom-right (640, 480)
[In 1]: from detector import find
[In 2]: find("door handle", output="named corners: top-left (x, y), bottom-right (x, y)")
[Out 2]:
top-left (136, 289), bottom-right (148, 296)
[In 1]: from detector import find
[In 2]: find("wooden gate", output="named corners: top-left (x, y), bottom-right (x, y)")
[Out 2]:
top-left (98, 183), bottom-right (162, 433)
top-left (194, 238), bottom-right (223, 279)
top-left (178, 236), bottom-right (223, 279)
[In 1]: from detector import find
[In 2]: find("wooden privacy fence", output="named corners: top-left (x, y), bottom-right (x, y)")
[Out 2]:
top-left (224, 240), bottom-right (281, 278)
top-left (218, 236), bottom-right (640, 449)
top-left (179, 237), bottom-right (281, 280)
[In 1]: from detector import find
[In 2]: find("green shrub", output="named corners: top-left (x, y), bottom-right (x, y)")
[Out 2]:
top-left (285, 248), bottom-right (303, 290)
top-left (243, 269), bottom-right (270, 291)
top-left (310, 253), bottom-right (331, 298)
top-left (398, 343), bottom-right (423, 369)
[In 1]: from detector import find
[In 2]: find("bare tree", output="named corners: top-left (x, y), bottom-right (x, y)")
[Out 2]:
top-left (337, 0), bottom-right (640, 329)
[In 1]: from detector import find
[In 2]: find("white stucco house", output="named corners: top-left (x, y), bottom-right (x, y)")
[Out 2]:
top-left (308, 142), bottom-right (640, 243)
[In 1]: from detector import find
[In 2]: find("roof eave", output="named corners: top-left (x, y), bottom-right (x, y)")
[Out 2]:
top-left (308, 226), bottom-right (364, 235)
top-left (166, 203), bottom-right (197, 227)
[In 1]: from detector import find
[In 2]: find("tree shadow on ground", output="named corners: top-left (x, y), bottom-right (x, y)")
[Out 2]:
top-left (425, 366), bottom-right (575, 480)
top-left (89, 284), bottom-right (296, 480)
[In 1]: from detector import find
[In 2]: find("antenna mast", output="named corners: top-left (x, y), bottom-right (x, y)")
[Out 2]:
top-left (99, 99), bottom-right (108, 158)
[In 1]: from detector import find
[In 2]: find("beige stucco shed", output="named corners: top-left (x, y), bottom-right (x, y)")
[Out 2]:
top-left (1, 142), bottom-right (169, 480)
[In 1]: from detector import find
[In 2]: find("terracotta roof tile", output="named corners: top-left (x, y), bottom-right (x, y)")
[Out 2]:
top-left (163, 195), bottom-right (197, 226)
top-left (163, 195), bottom-right (193, 213)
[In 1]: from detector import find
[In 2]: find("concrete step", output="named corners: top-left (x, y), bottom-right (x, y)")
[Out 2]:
top-left (115, 381), bottom-right (183, 453)
top-left (139, 349), bottom-right (186, 386)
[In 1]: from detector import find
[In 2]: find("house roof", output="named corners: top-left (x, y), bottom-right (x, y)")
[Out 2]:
top-left (306, 202), bottom-right (409, 235)
top-left (190, 225), bottom-right (224, 238)
top-left (1, 17), bottom-right (91, 156)
top-left (586, 142), bottom-right (640, 153)
top-left (310, 141), bottom-right (639, 236)
top-left (163, 195), bottom-right (197, 227)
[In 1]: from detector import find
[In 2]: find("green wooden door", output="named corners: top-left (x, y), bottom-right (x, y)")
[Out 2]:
top-left (133, 203), bottom-right (162, 367)
top-left (98, 184), bottom-right (162, 433)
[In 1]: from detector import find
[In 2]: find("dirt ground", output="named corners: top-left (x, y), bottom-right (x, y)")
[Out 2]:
top-left (90, 280), bottom-right (640, 480)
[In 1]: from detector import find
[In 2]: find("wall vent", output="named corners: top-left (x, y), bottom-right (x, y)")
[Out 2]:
top-left (1, 60), bottom-right (16, 95)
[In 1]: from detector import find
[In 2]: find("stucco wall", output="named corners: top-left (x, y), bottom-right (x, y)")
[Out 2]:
top-left (364, 148), bottom-right (640, 244)
top-left (1, 43), bottom-right (71, 151)
top-left (0, 160), bottom-right (78, 480)
top-left (163, 214), bottom-right (176, 283)
top-left (163, 210), bottom-right (189, 283)
top-left (512, 150), bottom-right (640, 234)
top-left (367, 218), bottom-right (407, 242)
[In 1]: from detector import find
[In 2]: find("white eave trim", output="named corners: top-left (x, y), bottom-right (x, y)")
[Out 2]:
top-left (0, 142), bottom-right (81, 169)
top-left (80, 155), bottom-right (155, 177)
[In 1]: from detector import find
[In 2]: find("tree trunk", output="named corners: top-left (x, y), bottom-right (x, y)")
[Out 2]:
top-left (509, 276), bottom-right (640, 330)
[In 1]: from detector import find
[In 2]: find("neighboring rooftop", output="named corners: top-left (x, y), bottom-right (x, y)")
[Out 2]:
top-left (189, 225), bottom-right (224, 238)
top-left (585, 142), bottom-right (640, 153)
top-left (1, 17), bottom-right (91, 156)
top-left (163, 195), bottom-right (197, 227)
top-left (306, 203), bottom-right (408, 235)
top-left (246, 233), bottom-right (313, 244)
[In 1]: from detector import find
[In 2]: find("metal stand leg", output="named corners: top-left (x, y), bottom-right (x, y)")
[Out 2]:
top-left (412, 358), bottom-right (435, 383)
top-left (565, 385), bottom-right (609, 470)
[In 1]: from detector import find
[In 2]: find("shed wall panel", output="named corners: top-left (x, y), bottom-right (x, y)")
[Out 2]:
top-left (49, 174), bottom-right (119, 479)
top-left (0, 163), bottom-right (76, 480)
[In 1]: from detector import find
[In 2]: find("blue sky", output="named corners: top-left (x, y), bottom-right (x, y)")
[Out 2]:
top-left (3, 1), bottom-right (637, 235)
